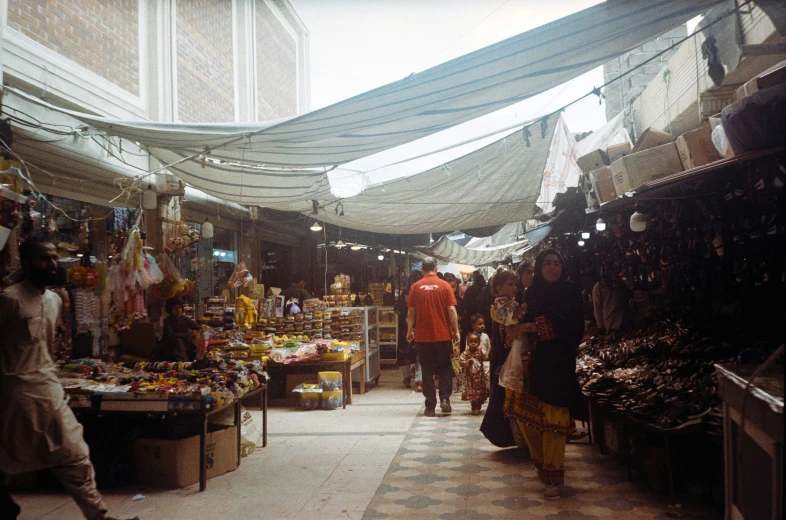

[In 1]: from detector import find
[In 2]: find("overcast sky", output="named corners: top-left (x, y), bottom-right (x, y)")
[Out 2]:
top-left (289, 0), bottom-right (609, 133)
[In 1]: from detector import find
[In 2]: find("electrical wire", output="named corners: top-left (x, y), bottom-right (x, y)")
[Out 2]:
top-left (0, 135), bottom-right (117, 222)
top-left (421, 0), bottom-right (514, 69)
top-left (1, 2), bottom-right (748, 222)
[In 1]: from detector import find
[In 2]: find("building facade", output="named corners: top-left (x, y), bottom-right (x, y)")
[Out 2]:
top-left (603, 4), bottom-right (783, 141)
top-left (0, 0), bottom-right (313, 316)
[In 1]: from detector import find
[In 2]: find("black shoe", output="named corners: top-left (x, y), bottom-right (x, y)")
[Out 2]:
top-left (424, 408), bottom-right (436, 417)
top-left (441, 400), bottom-right (452, 414)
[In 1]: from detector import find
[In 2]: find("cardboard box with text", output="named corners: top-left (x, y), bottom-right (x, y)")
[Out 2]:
top-left (611, 142), bottom-right (684, 195)
top-left (134, 425), bottom-right (237, 488)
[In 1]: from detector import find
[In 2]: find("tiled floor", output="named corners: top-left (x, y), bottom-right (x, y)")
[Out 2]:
top-left (12, 368), bottom-right (721, 520)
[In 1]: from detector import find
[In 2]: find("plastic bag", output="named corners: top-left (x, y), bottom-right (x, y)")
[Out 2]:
top-left (146, 254), bottom-right (164, 284)
top-left (228, 261), bottom-right (251, 288)
top-left (711, 124), bottom-right (730, 157)
top-left (451, 340), bottom-right (462, 376)
top-left (498, 339), bottom-right (524, 393)
top-left (156, 252), bottom-right (183, 283)
top-left (239, 406), bottom-right (260, 457)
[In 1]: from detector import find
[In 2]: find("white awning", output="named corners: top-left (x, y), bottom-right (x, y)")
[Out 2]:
top-left (416, 235), bottom-right (530, 265)
top-left (8, 1), bottom-right (719, 204)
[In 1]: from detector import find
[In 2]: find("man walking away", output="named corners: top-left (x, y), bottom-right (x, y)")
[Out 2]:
top-left (0, 237), bottom-right (137, 520)
top-left (407, 257), bottom-right (460, 417)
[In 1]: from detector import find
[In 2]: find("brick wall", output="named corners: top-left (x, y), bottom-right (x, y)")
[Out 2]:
top-left (176, 0), bottom-right (235, 123)
top-left (256, 0), bottom-right (297, 121)
top-left (6, 0), bottom-right (140, 95)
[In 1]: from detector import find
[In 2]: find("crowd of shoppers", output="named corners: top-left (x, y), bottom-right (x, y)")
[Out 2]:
top-left (398, 248), bottom-right (599, 500)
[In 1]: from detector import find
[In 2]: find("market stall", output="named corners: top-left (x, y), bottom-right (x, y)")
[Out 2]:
top-left (553, 114), bottom-right (786, 508)
top-left (58, 357), bottom-right (268, 491)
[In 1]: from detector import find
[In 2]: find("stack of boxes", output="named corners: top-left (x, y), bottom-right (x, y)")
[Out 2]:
top-left (578, 123), bottom-right (724, 207)
top-left (324, 274), bottom-right (353, 307)
top-left (329, 308), bottom-right (363, 343)
top-left (368, 282), bottom-right (385, 305)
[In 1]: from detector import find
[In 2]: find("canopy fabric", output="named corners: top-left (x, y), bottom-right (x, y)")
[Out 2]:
top-left (466, 219), bottom-right (554, 254)
top-left (437, 263), bottom-right (476, 278)
top-left (11, 0), bottom-right (719, 211)
top-left (416, 234), bottom-right (529, 265)
top-left (465, 222), bottom-right (526, 249)
top-left (535, 116), bottom-right (582, 215)
top-left (576, 112), bottom-right (633, 157)
top-left (310, 116), bottom-right (559, 234)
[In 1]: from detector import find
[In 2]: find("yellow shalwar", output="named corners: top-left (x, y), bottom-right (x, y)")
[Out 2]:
top-left (0, 280), bottom-right (108, 519)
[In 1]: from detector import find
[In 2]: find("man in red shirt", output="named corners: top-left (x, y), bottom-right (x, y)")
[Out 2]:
top-left (406, 257), bottom-right (460, 417)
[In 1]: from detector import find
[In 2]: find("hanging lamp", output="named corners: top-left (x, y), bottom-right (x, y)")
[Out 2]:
top-left (142, 185), bottom-right (157, 210)
top-left (202, 218), bottom-right (214, 239)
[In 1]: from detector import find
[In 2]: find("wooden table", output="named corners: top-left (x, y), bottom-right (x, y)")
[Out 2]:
top-left (72, 384), bottom-right (267, 492)
top-left (267, 351), bottom-right (366, 408)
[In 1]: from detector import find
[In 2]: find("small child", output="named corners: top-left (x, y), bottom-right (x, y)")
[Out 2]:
top-left (470, 314), bottom-right (491, 389)
top-left (460, 332), bottom-right (489, 415)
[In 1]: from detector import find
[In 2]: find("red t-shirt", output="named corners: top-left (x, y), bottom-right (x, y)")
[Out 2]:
top-left (407, 274), bottom-right (457, 343)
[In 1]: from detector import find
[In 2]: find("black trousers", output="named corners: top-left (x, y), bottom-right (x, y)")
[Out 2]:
top-left (416, 340), bottom-right (454, 408)
top-left (0, 475), bottom-right (21, 520)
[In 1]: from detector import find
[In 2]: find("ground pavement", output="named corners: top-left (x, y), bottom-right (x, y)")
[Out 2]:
top-left (12, 368), bottom-right (720, 519)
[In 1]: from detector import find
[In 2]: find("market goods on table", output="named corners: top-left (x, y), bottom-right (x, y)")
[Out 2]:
top-left (59, 357), bottom-right (268, 411)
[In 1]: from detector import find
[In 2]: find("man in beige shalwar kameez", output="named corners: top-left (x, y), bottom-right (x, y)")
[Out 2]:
top-left (0, 238), bottom-right (136, 520)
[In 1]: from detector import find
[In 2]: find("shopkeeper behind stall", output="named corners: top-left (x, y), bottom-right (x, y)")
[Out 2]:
top-left (158, 297), bottom-right (199, 361)
top-left (283, 272), bottom-right (311, 315)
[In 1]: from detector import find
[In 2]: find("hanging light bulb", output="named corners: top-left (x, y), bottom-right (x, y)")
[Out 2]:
top-left (578, 239), bottom-right (585, 247)
top-left (142, 184), bottom-right (157, 210)
top-left (377, 253), bottom-right (384, 261)
top-left (310, 221), bottom-right (322, 231)
top-left (581, 231), bottom-right (590, 240)
top-left (202, 218), bottom-right (214, 239)
top-left (335, 240), bottom-right (347, 249)
top-left (595, 217), bottom-right (606, 232)
top-left (630, 210), bottom-right (647, 232)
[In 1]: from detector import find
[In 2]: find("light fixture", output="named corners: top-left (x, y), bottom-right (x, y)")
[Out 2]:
top-left (378, 254), bottom-right (385, 261)
top-left (76, 252), bottom-right (84, 258)
top-left (578, 240), bottom-right (585, 247)
top-left (219, 251), bottom-right (226, 257)
top-left (142, 184), bottom-right (157, 210)
top-left (350, 244), bottom-right (362, 251)
top-left (310, 221), bottom-right (322, 231)
top-left (630, 210), bottom-right (647, 232)
top-left (335, 240), bottom-right (347, 249)
top-left (581, 231), bottom-right (590, 240)
top-left (595, 217), bottom-right (606, 232)
top-left (202, 218), bottom-right (214, 239)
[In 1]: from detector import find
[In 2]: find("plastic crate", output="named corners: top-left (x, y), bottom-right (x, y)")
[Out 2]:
top-left (321, 390), bottom-right (343, 410)
top-left (318, 371), bottom-right (343, 391)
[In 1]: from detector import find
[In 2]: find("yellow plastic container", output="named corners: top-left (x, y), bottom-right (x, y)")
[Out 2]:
top-left (321, 390), bottom-right (343, 410)
top-left (295, 383), bottom-right (322, 410)
top-left (318, 371), bottom-right (343, 391)
top-left (320, 351), bottom-right (348, 361)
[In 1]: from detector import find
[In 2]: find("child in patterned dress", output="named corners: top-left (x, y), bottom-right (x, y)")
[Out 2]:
top-left (469, 314), bottom-right (492, 390)
top-left (460, 332), bottom-right (489, 415)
